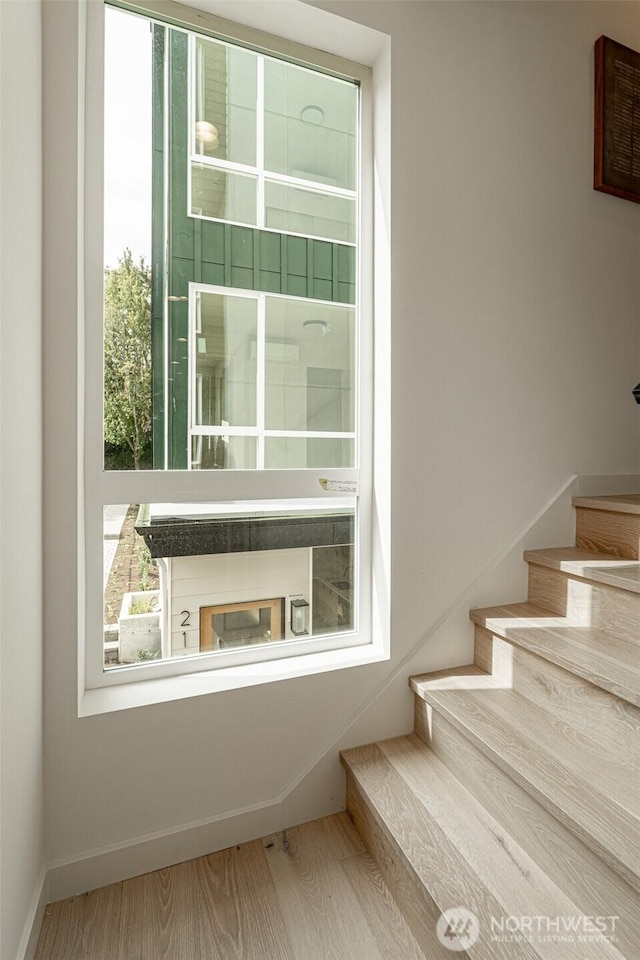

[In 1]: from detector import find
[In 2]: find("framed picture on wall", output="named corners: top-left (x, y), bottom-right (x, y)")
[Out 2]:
top-left (594, 35), bottom-right (640, 203)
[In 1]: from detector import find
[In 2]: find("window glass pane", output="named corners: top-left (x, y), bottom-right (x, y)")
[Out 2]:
top-left (265, 180), bottom-right (355, 244)
top-left (103, 7), bottom-right (153, 471)
top-left (312, 543), bottom-right (355, 635)
top-left (193, 292), bottom-right (257, 427)
top-left (103, 501), bottom-right (355, 668)
top-left (265, 437), bottom-right (354, 469)
top-left (191, 163), bottom-right (257, 224)
top-left (265, 297), bottom-right (355, 433)
top-left (103, 8), bottom-right (359, 475)
top-left (190, 435), bottom-right (256, 470)
top-left (194, 37), bottom-right (257, 166)
top-left (103, 504), bottom-right (161, 666)
top-left (264, 60), bottom-right (358, 191)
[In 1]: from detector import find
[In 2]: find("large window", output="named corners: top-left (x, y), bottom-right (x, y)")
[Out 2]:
top-left (86, 0), bottom-right (374, 690)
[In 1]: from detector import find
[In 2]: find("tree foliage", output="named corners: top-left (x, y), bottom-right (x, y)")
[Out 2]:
top-left (104, 250), bottom-right (152, 469)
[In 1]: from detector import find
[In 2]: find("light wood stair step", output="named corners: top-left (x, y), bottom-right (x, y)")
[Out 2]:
top-left (342, 735), bottom-right (628, 959)
top-left (413, 705), bottom-right (640, 960)
top-left (470, 601), bottom-right (640, 707)
top-left (573, 494), bottom-right (640, 516)
top-left (473, 625), bottom-right (640, 766)
top-left (573, 495), bottom-right (640, 560)
top-left (410, 670), bottom-right (640, 893)
top-left (524, 546), bottom-right (640, 595)
top-left (524, 550), bottom-right (640, 647)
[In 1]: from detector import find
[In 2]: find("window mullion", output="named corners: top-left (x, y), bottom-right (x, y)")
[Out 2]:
top-left (257, 293), bottom-right (266, 468)
top-left (256, 55), bottom-right (265, 229)
top-left (99, 468), bottom-right (360, 507)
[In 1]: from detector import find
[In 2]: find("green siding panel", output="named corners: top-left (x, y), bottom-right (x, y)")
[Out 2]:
top-left (338, 282), bottom-right (355, 304)
top-left (230, 266), bottom-right (255, 288)
top-left (151, 24), bottom-right (166, 468)
top-left (230, 226), bottom-right (254, 268)
top-left (259, 271), bottom-right (282, 293)
top-left (260, 233), bottom-right (281, 273)
top-left (168, 33), bottom-right (193, 264)
top-left (338, 246), bottom-right (355, 284)
top-left (286, 276), bottom-right (307, 298)
top-left (313, 241), bottom-right (332, 280)
top-left (201, 221), bottom-right (226, 265)
top-left (201, 263), bottom-right (226, 286)
top-left (286, 236), bottom-right (307, 277)
top-left (168, 298), bottom-right (189, 469)
top-left (306, 244), bottom-right (314, 298)
top-left (313, 279), bottom-right (334, 301)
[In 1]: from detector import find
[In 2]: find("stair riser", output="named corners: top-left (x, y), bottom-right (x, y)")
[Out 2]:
top-left (344, 773), bottom-right (458, 960)
top-left (413, 689), bottom-right (640, 894)
top-left (413, 702), bottom-right (640, 958)
top-left (474, 628), bottom-right (493, 672)
top-left (528, 563), bottom-right (640, 647)
top-left (475, 625), bottom-right (640, 742)
top-left (575, 507), bottom-right (640, 560)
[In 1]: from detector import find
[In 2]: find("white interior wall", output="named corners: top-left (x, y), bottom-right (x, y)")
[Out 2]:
top-left (0, 1), bottom-right (46, 956)
top-left (42, 0), bottom-right (640, 901)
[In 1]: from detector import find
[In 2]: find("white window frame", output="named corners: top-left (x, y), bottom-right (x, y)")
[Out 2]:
top-left (80, 0), bottom-right (389, 716)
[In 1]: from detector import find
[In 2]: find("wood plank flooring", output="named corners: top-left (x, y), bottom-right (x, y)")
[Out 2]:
top-left (35, 814), bottom-right (428, 960)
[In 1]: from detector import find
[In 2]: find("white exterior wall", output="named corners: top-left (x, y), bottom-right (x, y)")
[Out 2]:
top-left (0, 1), bottom-right (45, 955)
top-left (169, 549), bottom-right (311, 654)
top-left (42, 0), bottom-right (640, 900)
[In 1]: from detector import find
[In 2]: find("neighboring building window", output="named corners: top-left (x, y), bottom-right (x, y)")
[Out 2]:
top-left (187, 286), bottom-right (355, 470)
top-left (190, 34), bottom-right (357, 244)
top-left (92, 1), bottom-right (371, 687)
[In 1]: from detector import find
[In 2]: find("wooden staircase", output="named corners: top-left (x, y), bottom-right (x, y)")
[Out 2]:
top-left (341, 495), bottom-right (640, 958)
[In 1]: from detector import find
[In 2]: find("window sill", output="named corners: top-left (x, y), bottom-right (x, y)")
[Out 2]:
top-left (78, 641), bottom-right (389, 716)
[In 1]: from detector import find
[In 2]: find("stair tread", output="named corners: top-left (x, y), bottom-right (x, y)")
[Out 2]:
top-left (410, 671), bottom-right (640, 892)
top-left (573, 494), bottom-right (640, 515)
top-left (342, 735), bottom-right (626, 959)
top-left (524, 546), bottom-right (640, 595)
top-left (412, 668), bottom-right (639, 811)
top-left (470, 601), bottom-right (640, 707)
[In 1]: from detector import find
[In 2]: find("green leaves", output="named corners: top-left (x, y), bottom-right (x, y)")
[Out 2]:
top-left (104, 250), bottom-right (152, 469)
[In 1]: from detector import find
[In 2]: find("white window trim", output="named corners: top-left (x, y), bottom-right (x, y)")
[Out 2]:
top-left (78, 0), bottom-right (390, 717)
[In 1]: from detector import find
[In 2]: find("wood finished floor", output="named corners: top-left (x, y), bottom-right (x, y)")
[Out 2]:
top-left (35, 813), bottom-right (427, 960)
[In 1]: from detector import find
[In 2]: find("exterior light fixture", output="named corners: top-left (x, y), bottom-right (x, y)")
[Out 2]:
top-left (300, 104), bottom-right (324, 125)
top-left (633, 383), bottom-right (640, 404)
top-left (290, 598), bottom-right (309, 636)
top-left (195, 120), bottom-right (219, 148)
top-left (303, 319), bottom-right (329, 336)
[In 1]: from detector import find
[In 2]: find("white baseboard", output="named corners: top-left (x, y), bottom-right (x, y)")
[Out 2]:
top-left (47, 797), bottom-right (283, 903)
top-left (16, 867), bottom-right (49, 960)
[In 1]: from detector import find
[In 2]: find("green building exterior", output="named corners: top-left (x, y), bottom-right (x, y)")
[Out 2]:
top-left (152, 28), bottom-right (357, 470)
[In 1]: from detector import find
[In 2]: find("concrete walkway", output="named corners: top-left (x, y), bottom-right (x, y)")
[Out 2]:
top-left (103, 503), bottom-right (129, 589)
